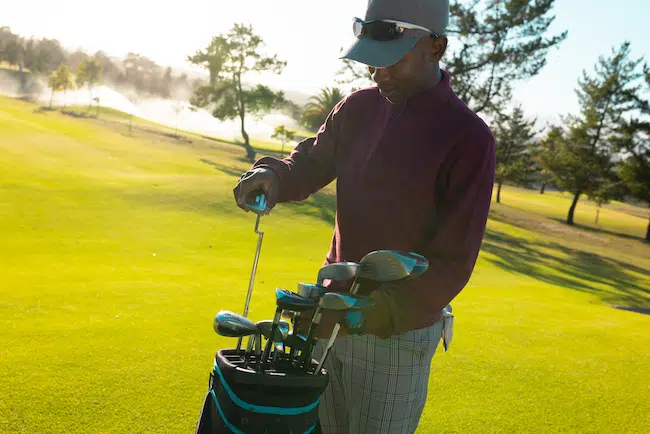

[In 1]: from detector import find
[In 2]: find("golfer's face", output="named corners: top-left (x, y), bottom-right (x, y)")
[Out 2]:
top-left (368, 39), bottom-right (431, 104)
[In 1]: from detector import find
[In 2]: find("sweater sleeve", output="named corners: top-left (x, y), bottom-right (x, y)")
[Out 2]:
top-left (251, 96), bottom-right (348, 203)
top-left (380, 124), bottom-right (496, 335)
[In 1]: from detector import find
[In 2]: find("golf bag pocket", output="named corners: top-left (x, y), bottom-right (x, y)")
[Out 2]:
top-left (195, 349), bottom-right (329, 434)
top-left (442, 305), bottom-right (454, 352)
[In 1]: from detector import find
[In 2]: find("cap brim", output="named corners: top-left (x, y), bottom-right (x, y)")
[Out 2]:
top-left (339, 37), bottom-right (419, 68)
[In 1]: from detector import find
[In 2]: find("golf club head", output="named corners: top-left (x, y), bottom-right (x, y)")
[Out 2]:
top-left (297, 282), bottom-right (328, 300)
top-left (257, 319), bottom-right (290, 342)
top-left (358, 250), bottom-right (423, 282)
top-left (213, 310), bottom-right (258, 337)
top-left (397, 251), bottom-right (429, 277)
top-left (275, 288), bottom-right (317, 312)
top-left (245, 189), bottom-right (268, 215)
top-left (316, 262), bottom-right (361, 285)
top-left (319, 292), bottom-right (376, 311)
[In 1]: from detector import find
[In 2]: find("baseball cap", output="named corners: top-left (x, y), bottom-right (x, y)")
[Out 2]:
top-left (340, 0), bottom-right (449, 68)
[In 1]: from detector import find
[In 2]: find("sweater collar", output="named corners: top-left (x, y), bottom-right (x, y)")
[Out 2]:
top-left (385, 69), bottom-right (454, 111)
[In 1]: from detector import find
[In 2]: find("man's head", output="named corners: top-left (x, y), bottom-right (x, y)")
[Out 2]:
top-left (340, 0), bottom-right (449, 103)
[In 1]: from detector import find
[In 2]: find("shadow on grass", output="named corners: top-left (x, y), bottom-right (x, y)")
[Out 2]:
top-left (200, 158), bottom-right (246, 178)
top-left (549, 217), bottom-right (648, 243)
top-left (481, 228), bottom-right (650, 308)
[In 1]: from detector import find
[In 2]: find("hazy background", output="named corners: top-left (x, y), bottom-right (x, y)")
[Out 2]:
top-left (2, 0), bottom-right (650, 140)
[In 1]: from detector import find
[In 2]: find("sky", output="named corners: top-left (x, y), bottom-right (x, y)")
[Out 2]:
top-left (3, 0), bottom-right (649, 126)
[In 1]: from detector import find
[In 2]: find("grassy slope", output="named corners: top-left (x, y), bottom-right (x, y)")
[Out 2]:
top-left (0, 95), bottom-right (649, 433)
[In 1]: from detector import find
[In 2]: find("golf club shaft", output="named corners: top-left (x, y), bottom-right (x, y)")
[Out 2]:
top-left (314, 281), bottom-right (361, 374)
top-left (236, 214), bottom-right (264, 351)
top-left (260, 309), bottom-right (281, 371)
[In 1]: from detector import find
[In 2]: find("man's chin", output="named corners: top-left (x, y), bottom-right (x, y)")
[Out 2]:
top-left (378, 88), bottom-right (405, 104)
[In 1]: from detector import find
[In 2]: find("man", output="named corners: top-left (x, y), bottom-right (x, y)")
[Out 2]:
top-left (233, 0), bottom-right (495, 432)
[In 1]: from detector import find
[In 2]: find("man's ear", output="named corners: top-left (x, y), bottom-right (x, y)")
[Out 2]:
top-left (429, 36), bottom-right (448, 61)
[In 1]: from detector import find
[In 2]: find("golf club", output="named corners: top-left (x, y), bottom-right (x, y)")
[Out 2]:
top-left (236, 189), bottom-right (268, 352)
top-left (315, 250), bottom-right (430, 373)
top-left (213, 310), bottom-right (259, 339)
top-left (316, 262), bottom-right (360, 286)
top-left (243, 319), bottom-right (290, 368)
top-left (260, 288), bottom-right (316, 371)
top-left (301, 292), bottom-right (375, 372)
top-left (285, 332), bottom-right (308, 362)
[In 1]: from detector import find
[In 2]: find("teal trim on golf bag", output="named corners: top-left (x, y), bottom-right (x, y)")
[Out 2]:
top-left (210, 390), bottom-right (318, 434)
top-left (212, 361), bottom-right (320, 416)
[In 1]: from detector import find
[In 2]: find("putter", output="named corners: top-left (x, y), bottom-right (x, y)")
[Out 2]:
top-left (259, 289), bottom-right (316, 371)
top-left (236, 189), bottom-right (268, 352)
top-left (314, 250), bottom-right (430, 374)
top-left (301, 292), bottom-right (375, 372)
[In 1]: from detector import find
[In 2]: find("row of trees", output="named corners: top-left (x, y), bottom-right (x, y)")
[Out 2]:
top-left (0, 26), bottom-right (198, 99)
top-left (46, 58), bottom-right (103, 111)
top-left (448, 42), bottom-right (649, 239)
top-left (187, 1), bottom-right (567, 161)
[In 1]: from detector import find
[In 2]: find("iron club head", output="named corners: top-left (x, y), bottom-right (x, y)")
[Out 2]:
top-left (318, 292), bottom-right (376, 311)
top-left (257, 319), bottom-right (290, 342)
top-left (275, 288), bottom-right (317, 312)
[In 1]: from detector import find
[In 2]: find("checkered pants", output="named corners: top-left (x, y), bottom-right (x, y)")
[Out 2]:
top-left (312, 320), bottom-right (443, 434)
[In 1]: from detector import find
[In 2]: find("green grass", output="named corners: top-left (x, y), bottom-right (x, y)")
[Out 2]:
top-left (1, 94), bottom-right (649, 433)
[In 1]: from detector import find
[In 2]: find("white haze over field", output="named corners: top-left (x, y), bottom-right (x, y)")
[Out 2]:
top-left (47, 86), bottom-right (302, 143)
top-left (0, 72), bottom-right (302, 144)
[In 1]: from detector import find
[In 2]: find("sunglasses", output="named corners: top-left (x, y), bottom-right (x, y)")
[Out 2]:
top-left (353, 17), bottom-right (437, 41)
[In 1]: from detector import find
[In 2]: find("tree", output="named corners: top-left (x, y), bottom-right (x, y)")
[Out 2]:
top-left (0, 27), bottom-right (24, 66)
top-left (188, 24), bottom-right (286, 161)
top-left (47, 64), bottom-right (72, 109)
top-left (612, 65), bottom-right (650, 240)
top-left (272, 125), bottom-right (296, 159)
top-left (301, 87), bottom-right (345, 132)
top-left (493, 104), bottom-right (538, 203)
top-left (336, 0), bottom-right (567, 115)
top-left (76, 57), bottom-right (103, 112)
top-left (539, 42), bottom-right (644, 225)
top-left (532, 126), bottom-right (561, 194)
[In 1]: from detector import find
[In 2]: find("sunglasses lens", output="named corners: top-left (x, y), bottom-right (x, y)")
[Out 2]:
top-left (353, 20), bottom-right (364, 37)
top-left (353, 20), bottom-right (404, 41)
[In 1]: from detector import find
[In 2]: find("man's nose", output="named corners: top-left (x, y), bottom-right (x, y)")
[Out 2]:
top-left (369, 66), bottom-right (391, 84)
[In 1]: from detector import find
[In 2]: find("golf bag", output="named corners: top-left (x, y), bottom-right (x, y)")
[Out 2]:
top-left (195, 349), bottom-right (329, 434)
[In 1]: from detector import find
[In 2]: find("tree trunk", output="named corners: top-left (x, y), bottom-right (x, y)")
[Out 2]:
top-left (87, 85), bottom-right (92, 113)
top-left (64, 89), bottom-right (67, 108)
top-left (567, 191), bottom-right (581, 225)
top-left (280, 142), bottom-right (285, 159)
top-left (49, 90), bottom-right (54, 109)
top-left (239, 111), bottom-right (255, 162)
top-left (540, 183), bottom-right (546, 194)
top-left (595, 206), bottom-right (600, 225)
top-left (645, 215), bottom-right (650, 242)
top-left (496, 182), bottom-right (502, 204)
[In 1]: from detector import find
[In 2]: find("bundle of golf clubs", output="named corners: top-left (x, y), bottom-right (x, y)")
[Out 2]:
top-left (212, 190), bottom-right (429, 376)
top-left (213, 249), bottom-right (429, 376)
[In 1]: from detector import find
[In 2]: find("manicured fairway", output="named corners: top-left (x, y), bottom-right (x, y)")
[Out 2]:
top-left (1, 96), bottom-right (648, 433)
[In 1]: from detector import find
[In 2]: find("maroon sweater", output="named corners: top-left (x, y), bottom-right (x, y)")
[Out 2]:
top-left (254, 71), bottom-right (495, 334)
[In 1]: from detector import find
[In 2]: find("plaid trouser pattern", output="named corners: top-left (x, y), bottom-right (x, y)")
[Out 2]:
top-left (312, 320), bottom-right (443, 434)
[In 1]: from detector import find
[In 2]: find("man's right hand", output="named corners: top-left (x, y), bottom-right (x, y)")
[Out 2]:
top-left (233, 168), bottom-right (280, 215)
